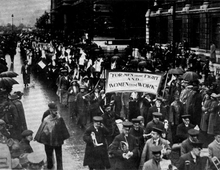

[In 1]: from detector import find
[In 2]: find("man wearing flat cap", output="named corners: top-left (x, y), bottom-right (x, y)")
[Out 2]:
top-left (83, 116), bottom-right (110, 170)
top-left (109, 121), bottom-right (139, 170)
top-left (129, 118), bottom-right (145, 168)
top-left (35, 102), bottom-right (70, 170)
top-left (178, 141), bottom-right (206, 170)
top-left (145, 112), bottom-right (164, 135)
top-left (181, 129), bottom-right (199, 155)
top-left (142, 146), bottom-right (163, 170)
top-left (102, 105), bottom-right (120, 146)
top-left (139, 127), bottom-right (171, 169)
top-left (19, 129), bottom-right (34, 155)
top-left (147, 97), bottom-right (167, 124)
top-left (176, 115), bottom-right (195, 143)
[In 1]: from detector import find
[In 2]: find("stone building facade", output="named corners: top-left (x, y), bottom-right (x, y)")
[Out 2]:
top-left (146, 1), bottom-right (220, 63)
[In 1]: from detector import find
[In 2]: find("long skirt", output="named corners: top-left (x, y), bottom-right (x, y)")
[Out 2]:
top-left (60, 89), bottom-right (68, 105)
top-left (200, 112), bottom-right (210, 132)
top-left (207, 113), bottom-right (216, 135)
top-left (68, 101), bottom-right (77, 118)
top-left (77, 109), bottom-right (87, 127)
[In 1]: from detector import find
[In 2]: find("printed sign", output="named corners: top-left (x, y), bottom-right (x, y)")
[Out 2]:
top-left (105, 71), bottom-right (162, 94)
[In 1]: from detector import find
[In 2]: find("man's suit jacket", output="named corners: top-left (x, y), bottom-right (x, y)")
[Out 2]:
top-left (109, 133), bottom-right (139, 170)
top-left (139, 138), bottom-right (171, 169)
top-left (181, 138), bottom-right (198, 155)
top-left (176, 123), bottom-right (195, 143)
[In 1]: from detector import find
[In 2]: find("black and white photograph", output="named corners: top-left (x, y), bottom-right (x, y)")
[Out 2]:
top-left (0, 0), bottom-right (220, 170)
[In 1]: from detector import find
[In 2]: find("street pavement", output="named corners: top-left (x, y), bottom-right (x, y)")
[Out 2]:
top-left (5, 47), bottom-right (87, 170)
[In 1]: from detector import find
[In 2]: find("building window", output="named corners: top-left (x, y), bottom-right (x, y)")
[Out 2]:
top-left (191, 18), bottom-right (200, 47)
top-left (212, 17), bottom-right (220, 50)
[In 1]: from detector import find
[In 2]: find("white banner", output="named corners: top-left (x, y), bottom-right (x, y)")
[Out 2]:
top-left (106, 71), bottom-right (162, 94)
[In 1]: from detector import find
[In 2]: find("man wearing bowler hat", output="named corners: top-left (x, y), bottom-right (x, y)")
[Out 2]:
top-left (176, 115), bottom-right (195, 143)
top-left (109, 121), bottom-right (139, 170)
top-left (142, 145), bottom-right (163, 170)
top-left (178, 141), bottom-right (205, 170)
top-left (181, 129), bottom-right (199, 155)
top-left (34, 102), bottom-right (70, 170)
top-left (140, 127), bottom-right (171, 169)
top-left (83, 116), bottom-right (110, 170)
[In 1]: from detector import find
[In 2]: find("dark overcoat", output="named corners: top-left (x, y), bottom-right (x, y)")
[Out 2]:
top-left (7, 99), bottom-right (27, 141)
top-left (108, 133), bottom-right (139, 170)
top-left (34, 114), bottom-right (70, 146)
top-left (83, 125), bottom-right (110, 169)
top-left (176, 123), bottom-right (195, 143)
top-left (19, 138), bottom-right (33, 154)
top-left (185, 90), bottom-right (203, 126)
top-left (177, 152), bottom-right (207, 170)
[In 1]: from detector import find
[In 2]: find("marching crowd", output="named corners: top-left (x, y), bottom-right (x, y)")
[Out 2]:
top-left (1, 31), bottom-right (220, 170)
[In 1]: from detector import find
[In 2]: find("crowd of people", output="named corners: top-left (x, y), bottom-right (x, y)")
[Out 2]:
top-left (1, 30), bottom-right (220, 170)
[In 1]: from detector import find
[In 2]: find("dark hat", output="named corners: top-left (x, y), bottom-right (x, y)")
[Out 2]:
top-left (21, 130), bottom-right (33, 137)
top-left (192, 141), bottom-right (203, 149)
top-left (93, 116), bottom-right (103, 122)
top-left (0, 119), bottom-right (6, 125)
top-left (181, 114), bottom-right (191, 119)
top-left (152, 127), bottom-right (163, 135)
top-left (122, 121), bottom-right (133, 128)
top-left (48, 102), bottom-right (58, 111)
top-left (152, 112), bottom-right (162, 117)
top-left (132, 118), bottom-right (141, 123)
top-left (188, 129), bottom-right (199, 136)
top-left (150, 145), bottom-right (163, 154)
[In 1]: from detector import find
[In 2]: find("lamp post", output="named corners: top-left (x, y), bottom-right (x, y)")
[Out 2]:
top-left (11, 14), bottom-right (14, 31)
